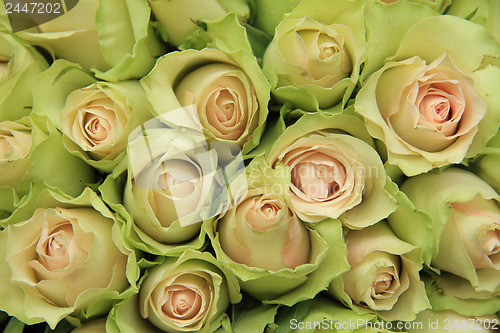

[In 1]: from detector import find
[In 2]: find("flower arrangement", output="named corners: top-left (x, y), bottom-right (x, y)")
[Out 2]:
top-left (0, 0), bottom-right (499, 332)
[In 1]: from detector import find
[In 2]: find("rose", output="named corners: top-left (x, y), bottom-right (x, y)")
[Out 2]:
top-left (148, 0), bottom-right (251, 47)
top-left (217, 187), bottom-right (310, 271)
top-left (357, 13), bottom-right (500, 176)
top-left (0, 31), bottom-right (47, 122)
top-left (11, 0), bottom-right (164, 81)
top-left (0, 114), bottom-right (95, 199)
top-left (206, 156), bottom-right (350, 304)
top-left (267, 112), bottom-right (397, 229)
top-left (328, 222), bottom-right (430, 321)
top-left (107, 250), bottom-right (241, 333)
top-left (398, 168), bottom-right (500, 304)
top-left (141, 15), bottom-right (269, 155)
top-left (34, 60), bottom-right (152, 172)
top-left (0, 185), bottom-right (135, 329)
top-left (262, 14), bottom-right (366, 110)
top-left (356, 53), bottom-right (488, 177)
top-left (0, 118), bottom-right (31, 188)
top-left (122, 117), bottom-right (233, 255)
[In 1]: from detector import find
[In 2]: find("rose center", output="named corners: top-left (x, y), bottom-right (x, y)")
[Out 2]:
top-left (84, 114), bottom-right (110, 143)
top-left (319, 44), bottom-right (340, 60)
top-left (484, 229), bottom-right (500, 255)
top-left (292, 160), bottom-right (344, 200)
top-left (373, 272), bottom-right (394, 295)
top-left (157, 160), bottom-right (199, 199)
top-left (260, 202), bottom-right (278, 221)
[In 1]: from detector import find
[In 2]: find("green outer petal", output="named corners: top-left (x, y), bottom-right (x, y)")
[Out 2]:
top-left (0, 185), bottom-right (137, 329)
top-left (252, 0), bottom-right (298, 36)
top-left (99, 168), bottom-right (207, 256)
top-left (0, 31), bottom-right (48, 122)
top-left (426, 274), bottom-right (500, 316)
top-left (361, 1), bottom-right (438, 81)
top-left (93, 0), bottom-right (165, 81)
top-left (393, 15), bottom-right (500, 73)
top-left (232, 303), bottom-right (279, 333)
top-left (466, 65), bottom-right (500, 158)
top-left (400, 168), bottom-right (499, 260)
top-left (267, 111), bottom-right (374, 162)
top-left (33, 59), bottom-right (96, 128)
top-left (287, 0), bottom-right (366, 42)
top-left (386, 179), bottom-right (434, 266)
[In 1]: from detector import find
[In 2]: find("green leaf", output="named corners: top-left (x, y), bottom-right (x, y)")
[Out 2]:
top-left (3, 317), bottom-right (24, 333)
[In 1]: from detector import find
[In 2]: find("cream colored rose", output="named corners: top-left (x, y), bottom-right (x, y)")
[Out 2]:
top-left (0, 119), bottom-right (32, 187)
top-left (400, 168), bottom-right (500, 294)
top-left (217, 188), bottom-right (310, 271)
top-left (268, 126), bottom-right (396, 228)
top-left (138, 252), bottom-right (233, 332)
top-left (0, 120), bottom-right (31, 161)
top-left (124, 123), bottom-right (225, 245)
top-left (176, 63), bottom-right (258, 144)
top-left (60, 82), bottom-right (129, 161)
top-left (263, 16), bottom-right (366, 110)
top-left (355, 53), bottom-right (487, 176)
top-left (330, 222), bottom-right (429, 321)
top-left (0, 197), bottom-right (130, 328)
top-left (141, 47), bottom-right (269, 154)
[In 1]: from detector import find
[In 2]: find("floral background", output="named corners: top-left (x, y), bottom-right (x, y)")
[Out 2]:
top-left (0, 0), bottom-right (499, 332)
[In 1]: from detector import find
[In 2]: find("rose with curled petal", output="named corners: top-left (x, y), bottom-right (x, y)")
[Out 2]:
top-left (328, 222), bottom-right (429, 321)
top-left (123, 118), bottom-right (230, 254)
top-left (398, 168), bottom-right (500, 300)
top-left (0, 186), bottom-right (133, 329)
top-left (267, 113), bottom-right (397, 229)
top-left (217, 186), bottom-right (310, 272)
top-left (60, 82), bottom-right (129, 161)
top-left (263, 16), bottom-right (365, 110)
top-left (141, 36), bottom-right (269, 155)
top-left (356, 53), bottom-right (489, 176)
top-left (107, 250), bottom-right (240, 333)
top-left (34, 60), bottom-right (152, 172)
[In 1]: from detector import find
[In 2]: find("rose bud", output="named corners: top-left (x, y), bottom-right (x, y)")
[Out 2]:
top-left (0, 31), bottom-right (47, 122)
top-left (328, 222), bottom-right (430, 321)
top-left (13, 0), bottom-right (164, 81)
top-left (141, 16), bottom-right (270, 156)
top-left (268, 112), bottom-right (397, 229)
top-left (33, 60), bottom-right (152, 172)
top-left (107, 250), bottom-right (241, 333)
top-left (263, 14), bottom-right (366, 110)
top-left (399, 168), bottom-right (500, 301)
top-left (356, 14), bottom-right (500, 176)
top-left (0, 186), bottom-right (134, 329)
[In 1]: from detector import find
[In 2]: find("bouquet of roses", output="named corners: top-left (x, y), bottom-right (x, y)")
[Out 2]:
top-left (0, 0), bottom-right (499, 332)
